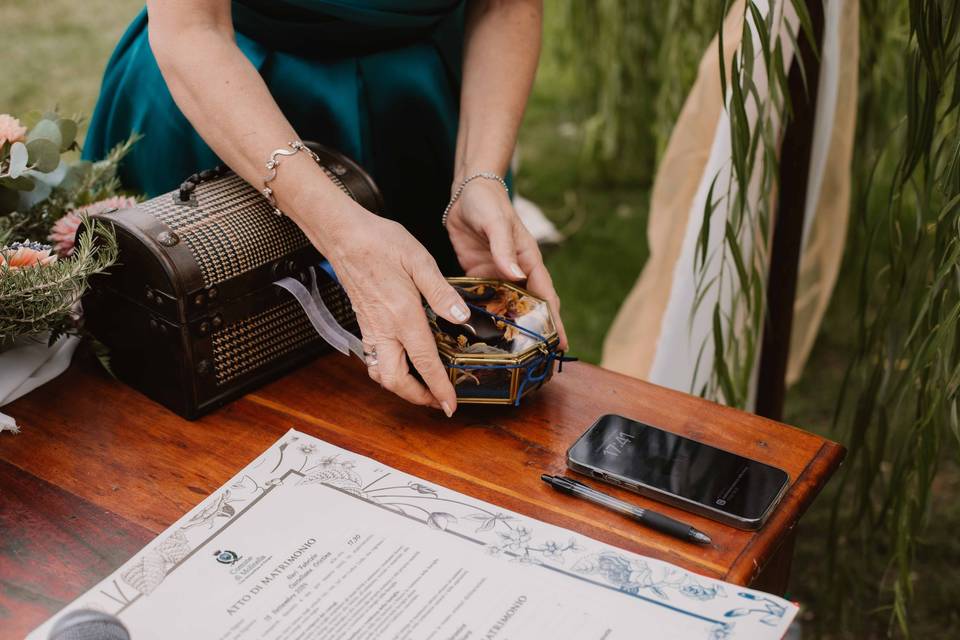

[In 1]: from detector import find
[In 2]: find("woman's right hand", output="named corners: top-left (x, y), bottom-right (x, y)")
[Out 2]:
top-left (295, 196), bottom-right (470, 417)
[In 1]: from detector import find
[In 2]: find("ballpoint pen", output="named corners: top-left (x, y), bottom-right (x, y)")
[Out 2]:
top-left (541, 474), bottom-right (712, 545)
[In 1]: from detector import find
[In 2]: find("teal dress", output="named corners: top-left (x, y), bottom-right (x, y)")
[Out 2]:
top-left (83, 0), bottom-right (465, 271)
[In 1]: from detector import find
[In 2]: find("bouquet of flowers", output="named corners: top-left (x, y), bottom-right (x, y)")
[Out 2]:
top-left (0, 111), bottom-right (137, 431)
top-left (0, 111), bottom-right (136, 347)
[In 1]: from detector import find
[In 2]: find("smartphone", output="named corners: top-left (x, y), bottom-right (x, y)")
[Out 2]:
top-left (566, 414), bottom-right (789, 530)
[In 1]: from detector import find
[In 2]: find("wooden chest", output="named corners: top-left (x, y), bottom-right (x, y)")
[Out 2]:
top-left (82, 144), bottom-right (381, 418)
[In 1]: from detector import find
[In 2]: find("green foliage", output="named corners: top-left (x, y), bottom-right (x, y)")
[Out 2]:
top-left (0, 0), bottom-right (141, 118)
top-left (549, 1), bottom-right (721, 184)
top-left (516, 84), bottom-right (652, 364)
top-left (0, 218), bottom-right (118, 344)
top-left (0, 112), bottom-right (81, 211)
top-left (821, 0), bottom-right (960, 635)
top-left (550, 0), bottom-right (960, 635)
top-left (0, 133), bottom-right (138, 244)
top-left (692, 0), bottom-right (802, 407)
top-left (0, 0), bottom-right (955, 635)
top-left (0, 110), bottom-right (135, 345)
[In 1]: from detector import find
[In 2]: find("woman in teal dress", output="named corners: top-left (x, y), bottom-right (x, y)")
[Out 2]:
top-left (84, 0), bottom-right (565, 416)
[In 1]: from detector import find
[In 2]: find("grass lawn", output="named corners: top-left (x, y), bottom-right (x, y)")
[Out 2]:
top-left (1, 1), bottom-right (957, 637)
top-left (517, 86), bottom-right (650, 364)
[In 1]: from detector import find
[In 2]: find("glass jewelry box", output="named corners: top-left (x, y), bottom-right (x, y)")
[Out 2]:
top-left (427, 277), bottom-right (564, 405)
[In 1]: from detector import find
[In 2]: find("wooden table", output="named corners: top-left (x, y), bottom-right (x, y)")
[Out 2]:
top-left (0, 356), bottom-right (844, 639)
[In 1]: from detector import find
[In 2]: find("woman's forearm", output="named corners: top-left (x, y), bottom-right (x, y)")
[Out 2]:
top-left (145, 0), bottom-right (354, 252)
top-left (454, 0), bottom-right (542, 185)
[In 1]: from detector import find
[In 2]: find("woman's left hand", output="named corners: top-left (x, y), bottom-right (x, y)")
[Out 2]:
top-left (445, 178), bottom-right (568, 350)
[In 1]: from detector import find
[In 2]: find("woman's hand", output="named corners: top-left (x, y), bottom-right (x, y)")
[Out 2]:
top-left (298, 197), bottom-right (471, 417)
top-left (444, 179), bottom-right (568, 350)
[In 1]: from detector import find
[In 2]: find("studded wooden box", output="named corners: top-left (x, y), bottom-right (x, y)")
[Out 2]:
top-left (81, 143), bottom-right (382, 419)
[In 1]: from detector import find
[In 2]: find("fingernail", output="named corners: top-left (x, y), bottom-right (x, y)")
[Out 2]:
top-left (510, 263), bottom-right (525, 279)
top-left (440, 401), bottom-right (454, 418)
top-left (450, 304), bottom-right (469, 322)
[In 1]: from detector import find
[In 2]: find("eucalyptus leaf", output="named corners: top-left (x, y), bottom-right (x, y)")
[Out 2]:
top-left (16, 162), bottom-right (65, 210)
top-left (25, 138), bottom-right (61, 173)
top-left (56, 118), bottom-right (78, 152)
top-left (26, 119), bottom-right (63, 149)
top-left (7, 141), bottom-right (29, 178)
top-left (0, 175), bottom-right (35, 191)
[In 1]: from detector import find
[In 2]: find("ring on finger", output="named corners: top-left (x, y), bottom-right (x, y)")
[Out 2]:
top-left (363, 344), bottom-right (379, 367)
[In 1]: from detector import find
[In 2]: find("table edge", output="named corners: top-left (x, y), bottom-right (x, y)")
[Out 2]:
top-left (724, 440), bottom-right (847, 584)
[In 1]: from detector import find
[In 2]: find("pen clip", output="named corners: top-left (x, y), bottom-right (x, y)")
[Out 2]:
top-left (564, 477), bottom-right (591, 490)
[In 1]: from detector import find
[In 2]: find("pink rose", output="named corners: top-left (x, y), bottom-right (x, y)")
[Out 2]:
top-left (49, 195), bottom-right (137, 257)
top-left (0, 114), bottom-right (27, 147)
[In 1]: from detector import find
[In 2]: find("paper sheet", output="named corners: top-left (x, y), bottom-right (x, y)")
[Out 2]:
top-left (28, 429), bottom-right (796, 639)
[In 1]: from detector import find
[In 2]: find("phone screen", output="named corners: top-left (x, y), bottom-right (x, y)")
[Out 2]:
top-left (567, 415), bottom-right (788, 523)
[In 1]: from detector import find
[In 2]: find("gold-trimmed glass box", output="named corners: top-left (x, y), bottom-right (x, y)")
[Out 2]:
top-left (427, 277), bottom-right (563, 405)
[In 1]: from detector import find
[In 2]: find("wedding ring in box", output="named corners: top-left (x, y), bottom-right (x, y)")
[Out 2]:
top-left (427, 277), bottom-right (563, 405)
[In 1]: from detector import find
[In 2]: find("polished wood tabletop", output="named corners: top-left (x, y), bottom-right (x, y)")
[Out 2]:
top-left (0, 355), bottom-right (844, 639)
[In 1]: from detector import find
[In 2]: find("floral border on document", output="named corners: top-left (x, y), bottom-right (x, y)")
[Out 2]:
top-left (47, 429), bottom-right (793, 640)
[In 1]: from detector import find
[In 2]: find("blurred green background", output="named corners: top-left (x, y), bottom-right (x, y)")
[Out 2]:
top-left (1, 1), bottom-right (957, 638)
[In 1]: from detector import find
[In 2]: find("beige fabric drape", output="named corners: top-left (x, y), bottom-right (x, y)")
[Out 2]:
top-left (602, 0), bottom-right (858, 387)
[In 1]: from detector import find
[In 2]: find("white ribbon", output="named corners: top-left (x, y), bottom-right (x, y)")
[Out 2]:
top-left (274, 268), bottom-right (364, 360)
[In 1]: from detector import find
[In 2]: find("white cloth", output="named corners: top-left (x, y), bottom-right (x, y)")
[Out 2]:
top-left (646, 0), bottom-right (798, 408)
top-left (603, 0), bottom-right (856, 404)
top-left (512, 148), bottom-right (564, 245)
top-left (0, 333), bottom-right (80, 433)
top-left (514, 195), bottom-right (564, 244)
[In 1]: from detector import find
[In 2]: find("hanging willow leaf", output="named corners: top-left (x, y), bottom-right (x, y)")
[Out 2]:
top-left (712, 307), bottom-right (737, 403)
top-left (789, 0), bottom-right (818, 56)
top-left (696, 174), bottom-right (721, 271)
top-left (782, 21), bottom-right (811, 99)
top-left (748, 3), bottom-right (772, 71)
top-left (545, 5), bottom-right (959, 629)
top-left (740, 16), bottom-right (756, 81)
top-left (719, 0), bottom-right (732, 108)
top-left (820, 1), bottom-right (960, 634)
top-left (772, 41), bottom-right (794, 119)
top-left (688, 0), bottom-right (785, 406)
top-left (724, 221), bottom-right (750, 291)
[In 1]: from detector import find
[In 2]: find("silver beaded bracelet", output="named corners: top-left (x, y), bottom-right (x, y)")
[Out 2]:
top-left (262, 140), bottom-right (322, 216)
top-left (441, 171), bottom-right (510, 228)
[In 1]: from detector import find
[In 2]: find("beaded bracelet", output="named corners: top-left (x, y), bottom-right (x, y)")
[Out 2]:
top-left (262, 140), bottom-right (322, 216)
top-left (441, 172), bottom-right (510, 228)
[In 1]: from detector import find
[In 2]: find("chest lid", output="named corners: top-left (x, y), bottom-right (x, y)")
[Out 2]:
top-left (89, 143), bottom-right (381, 324)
